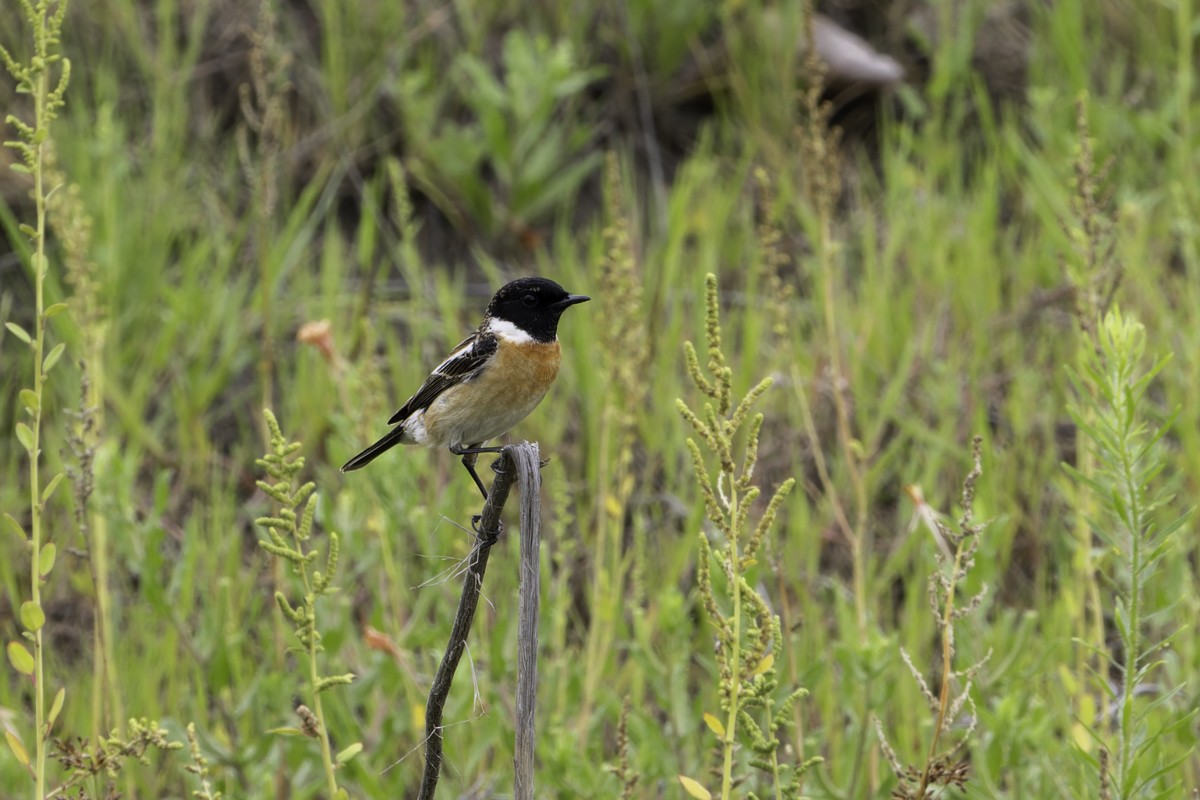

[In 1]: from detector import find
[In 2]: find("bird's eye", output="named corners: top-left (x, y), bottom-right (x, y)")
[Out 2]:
top-left (522, 294), bottom-right (537, 307)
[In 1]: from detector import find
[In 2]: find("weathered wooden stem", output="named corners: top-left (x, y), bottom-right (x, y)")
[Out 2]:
top-left (417, 442), bottom-right (542, 800)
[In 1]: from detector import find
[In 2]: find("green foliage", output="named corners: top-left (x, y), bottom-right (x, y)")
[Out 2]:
top-left (403, 29), bottom-right (605, 244)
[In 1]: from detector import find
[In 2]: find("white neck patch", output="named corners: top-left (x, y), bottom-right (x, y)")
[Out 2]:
top-left (486, 316), bottom-right (538, 344)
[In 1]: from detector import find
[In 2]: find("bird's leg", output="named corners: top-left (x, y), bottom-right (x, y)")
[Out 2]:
top-left (460, 451), bottom-right (488, 500)
top-left (450, 443), bottom-right (504, 500)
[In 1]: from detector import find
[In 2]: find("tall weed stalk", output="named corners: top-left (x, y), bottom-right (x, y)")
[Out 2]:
top-left (47, 152), bottom-right (120, 746)
top-left (879, 439), bottom-right (989, 798)
top-left (1, 2), bottom-right (71, 796)
top-left (792, 3), bottom-right (878, 794)
top-left (578, 152), bottom-right (649, 734)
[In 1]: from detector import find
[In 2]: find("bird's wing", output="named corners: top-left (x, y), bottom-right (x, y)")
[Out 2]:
top-left (387, 331), bottom-right (499, 424)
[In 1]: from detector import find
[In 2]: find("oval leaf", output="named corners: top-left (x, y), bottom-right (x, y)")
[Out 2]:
top-left (4, 513), bottom-right (29, 542)
top-left (48, 687), bottom-right (65, 728)
top-left (678, 775), bottom-right (712, 800)
top-left (20, 601), bottom-right (45, 632)
top-left (19, 389), bottom-right (38, 412)
top-left (43, 342), bottom-right (66, 373)
top-left (5, 730), bottom-right (29, 767)
top-left (41, 473), bottom-right (64, 506)
top-left (5, 321), bottom-right (32, 346)
top-left (7, 641), bottom-right (35, 675)
top-left (752, 652), bottom-right (775, 677)
top-left (15, 422), bottom-right (34, 453)
top-left (703, 712), bottom-right (726, 738)
top-left (43, 302), bottom-right (69, 319)
top-left (266, 726), bottom-right (306, 737)
top-left (335, 742), bottom-right (363, 765)
top-left (38, 542), bottom-right (56, 577)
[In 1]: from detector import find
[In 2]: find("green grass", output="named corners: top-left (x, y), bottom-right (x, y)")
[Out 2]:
top-left (2, 0), bottom-right (1198, 797)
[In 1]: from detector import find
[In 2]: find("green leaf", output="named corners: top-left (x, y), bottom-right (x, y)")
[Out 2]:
top-left (335, 742), bottom-right (363, 765)
top-left (43, 302), bottom-right (68, 319)
top-left (7, 641), bottom-right (34, 675)
top-left (3, 513), bottom-right (28, 542)
top-left (48, 687), bottom-right (65, 728)
top-left (5, 321), bottom-right (32, 345)
top-left (9, 162), bottom-right (31, 175)
top-left (40, 472), bottom-right (64, 506)
top-left (43, 342), bottom-right (66, 373)
top-left (752, 652), bottom-right (775, 676)
top-left (266, 726), bottom-right (306, 737)
top-left (15, 422), bottom-right (34, 453)
top-left (19, 389), bottom-right (38, 412)
top-left (703, 712), bottom-right (726, 738)
top-left (38, 542), bottom-right (56, 577)
top-left (519, 151), bottom-right (602, 221)
top-left (678, 775), bottom-right (712, 800)
top-left (19, 602), bottom-right (44, 632)
top-left (5, 730), bottom-right (29, 767)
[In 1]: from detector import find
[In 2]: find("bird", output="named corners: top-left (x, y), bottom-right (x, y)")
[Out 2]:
top-left (342, 276), bottom-right (590, 499)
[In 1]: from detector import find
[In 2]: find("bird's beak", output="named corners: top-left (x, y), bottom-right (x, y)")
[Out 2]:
top-left (554, 294), bottom-right (590, 309)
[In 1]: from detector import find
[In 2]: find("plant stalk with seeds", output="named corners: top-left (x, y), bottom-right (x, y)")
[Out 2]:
top-left (255, 409), bottom-right (357, 799)
top-left (677, 273), bottom-right (815, 800)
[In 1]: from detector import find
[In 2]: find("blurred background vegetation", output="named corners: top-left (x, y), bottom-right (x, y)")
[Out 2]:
top-left (2, 0), bottom-right (1198, 797)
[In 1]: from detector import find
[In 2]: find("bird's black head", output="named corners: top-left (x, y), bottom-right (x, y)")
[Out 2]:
top-left (486, 277), bottom-right (589, 343)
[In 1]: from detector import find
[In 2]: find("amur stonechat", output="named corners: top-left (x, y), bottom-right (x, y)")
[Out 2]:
top-left (341, 277), bottom-right (590, 498)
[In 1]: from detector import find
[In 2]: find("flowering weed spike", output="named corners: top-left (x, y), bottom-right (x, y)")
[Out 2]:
top-left (735, 413), bottom-right (765, 491)
top-left (684, 342), bottom-right (713, 399)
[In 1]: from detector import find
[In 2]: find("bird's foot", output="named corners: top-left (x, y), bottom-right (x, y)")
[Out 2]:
top-left (472, 515), bottom-right (502, 547)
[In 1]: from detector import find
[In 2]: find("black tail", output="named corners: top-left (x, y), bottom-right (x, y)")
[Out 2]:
top-left (341, 426), bottom-right (408, 472)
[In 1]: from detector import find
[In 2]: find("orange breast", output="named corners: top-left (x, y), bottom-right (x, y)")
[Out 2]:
top-left (492, 339), bottom-right (562, 390)
top-left (422, 340), bottom-right (561, 447)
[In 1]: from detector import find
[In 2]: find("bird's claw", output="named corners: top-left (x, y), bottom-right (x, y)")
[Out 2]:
top-left (472, 515), bottom-right (501, 546)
